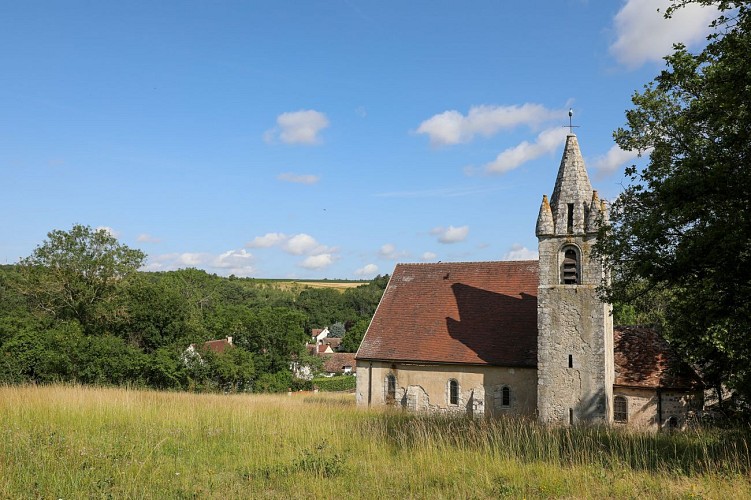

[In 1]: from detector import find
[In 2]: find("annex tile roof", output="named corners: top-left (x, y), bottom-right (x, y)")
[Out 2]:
top-left (356, 261), bottom-right (538, 367)
top-left (201, 337), bottom-right (234, 354)
top-left (322, 352), bottom-right (357, 374)
top-left (614, 326), bottom-right (703, 390)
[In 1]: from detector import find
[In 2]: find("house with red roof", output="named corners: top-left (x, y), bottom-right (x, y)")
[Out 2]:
top-left (355, 134), bottom-right (702, 430)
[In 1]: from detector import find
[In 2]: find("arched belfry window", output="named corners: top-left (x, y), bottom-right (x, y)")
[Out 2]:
top-left (561, 246), bottom-right (580, 285)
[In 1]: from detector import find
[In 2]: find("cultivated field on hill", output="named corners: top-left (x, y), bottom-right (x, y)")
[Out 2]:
top-left (1, 385), bottom-right (749, 498)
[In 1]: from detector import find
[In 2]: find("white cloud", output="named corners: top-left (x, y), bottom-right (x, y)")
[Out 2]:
top-left (300, 253), bottom-right (335, 270)
top-left (482, 127), bottom-right (568, 174)
top-left (277, 172), bottom-right (320, 185)
top-left (265, 110), bottom-right (330, 145)
top-left (355, 263), bottom-right (379, 277)
top-left (245, 232), bottom-right (337, 270)
top-left (96, 226), bottom-right (120, 238)
top-left (503, 244), bottom-right (538, 261)
top-left (592, 145), bottom-right (644, 174)
top-left (137, 233), bottom-right (161, 243)
top-left (246, 232), bottom-right (287, 248)
top-left (431, 225), bottom-right (469, 244)
top-left (378, 243), bottom-right (408, 260)
top-left (610, 0), bottom-right (718, 68)
top-left (416, 103), bottom-right (565, 146)
top-left (421, 252), bottom-right (437, 261)
top-left (283, 233), bottom-right (324, 255)
top-left (143, 249), bottom-right (255, 277)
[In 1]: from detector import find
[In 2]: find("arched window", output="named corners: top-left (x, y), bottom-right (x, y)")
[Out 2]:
top-left (448, 379), bottom-right (459, 405)
top-left (502, 386), bottom-right (510, 407)
top-left (614, 395), bottom-right (628, 423)
top-left (666, 416), bottom-right (678, 430)
top-left (386, 374), bottom-right (396, 404)
top-left (561, 246), bottom-right (580, 285)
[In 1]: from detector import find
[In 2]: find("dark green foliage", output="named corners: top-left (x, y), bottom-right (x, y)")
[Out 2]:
top-left (340, 318), bottom-right (369, 353)
top-left (312, 375), bottom-right (356, 392)
top-left (596, 1), bottom-right (751, 410)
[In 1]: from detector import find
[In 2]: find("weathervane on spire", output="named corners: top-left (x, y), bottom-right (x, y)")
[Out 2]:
top-left (565, 108), bottom-right (580, 134)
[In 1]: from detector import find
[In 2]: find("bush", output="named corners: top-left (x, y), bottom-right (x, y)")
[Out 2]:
top-left (312, 375), bottom-right (356, 392)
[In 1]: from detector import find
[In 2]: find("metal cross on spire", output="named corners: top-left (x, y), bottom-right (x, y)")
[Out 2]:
top-left (565, 108), bottom-right (580, 134)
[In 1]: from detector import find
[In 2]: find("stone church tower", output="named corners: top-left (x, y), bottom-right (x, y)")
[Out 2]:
top-left (536, 133), bottom-right (614, 424)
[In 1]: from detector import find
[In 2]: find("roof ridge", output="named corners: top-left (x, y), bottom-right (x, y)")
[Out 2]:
top-left (395, 259), bottom-right (539, 266)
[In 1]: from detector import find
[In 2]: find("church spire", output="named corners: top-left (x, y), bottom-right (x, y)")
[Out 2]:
top-left (549, 134), bottom-right (593, 235)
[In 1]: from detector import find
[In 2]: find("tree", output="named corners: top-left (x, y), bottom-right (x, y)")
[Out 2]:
top-left (596, 1), bottom-right (751, 409)
top-left (340, 318), bottom-right (369, 353)
top-left (328, 321), bottom-right (346, 338)
top-left (15, 224), bottom-right (145, 333)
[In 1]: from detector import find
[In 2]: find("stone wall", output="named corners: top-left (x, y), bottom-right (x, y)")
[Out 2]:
top-left (355, 361), bottom-right (537, 418)
top-left (614, 387), bottom-right (702, 430)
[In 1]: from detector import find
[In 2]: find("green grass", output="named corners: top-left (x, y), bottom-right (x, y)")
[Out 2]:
top-left (1, 384), bottom-right (749, 498)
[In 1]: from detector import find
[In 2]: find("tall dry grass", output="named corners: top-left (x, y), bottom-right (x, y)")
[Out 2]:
top-left (0, 384), bottom-right (749, 498)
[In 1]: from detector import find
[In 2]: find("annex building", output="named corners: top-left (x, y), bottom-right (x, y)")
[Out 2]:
top-left (355, 134), bottom-right (702, 429)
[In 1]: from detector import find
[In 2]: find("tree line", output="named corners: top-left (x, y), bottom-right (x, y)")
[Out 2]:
top-left (0, 225), bottom-right (387, 392)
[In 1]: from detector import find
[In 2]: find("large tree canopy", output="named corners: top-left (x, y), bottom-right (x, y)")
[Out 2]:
top-left (597, 1), bottom-right (751, 408)
top-left (15, 224), bottom-right (146, 332)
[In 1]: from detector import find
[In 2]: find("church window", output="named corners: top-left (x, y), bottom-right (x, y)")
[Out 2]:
top-left (449, 379), bottom-right (459, 405)
top-left (567, 203), bottom-right (574, 233)
top-left (569, 408), bottom-right (574, 425)
top-left (614, 396), bottom-right (628, 423)
top-left (502, 386), bottom-right (510, 407)
top-left (568, 354), bottom-right (573, 368)
top-left (386, 374), bottom-right (396, 404)
top-left (561, 247), bottom-right (580, 285)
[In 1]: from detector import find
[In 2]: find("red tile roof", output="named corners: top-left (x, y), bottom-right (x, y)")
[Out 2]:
top-left (324, 338), bottom-right (342, 349)
top-left (201, 338), bottom-right (234, 354)
top-left (356, 261), bottom-right (538, 366)
top-left (322, 353), bottom-right (356, 373)
top-left (614, 326), bottom-right (703, 390)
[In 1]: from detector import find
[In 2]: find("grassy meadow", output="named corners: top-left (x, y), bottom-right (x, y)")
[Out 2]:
top-left (1, 385), bottom-right (750, 499)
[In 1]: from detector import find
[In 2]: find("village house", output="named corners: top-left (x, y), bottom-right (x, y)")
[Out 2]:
top-left (355, 134), bottom-right (703, 430)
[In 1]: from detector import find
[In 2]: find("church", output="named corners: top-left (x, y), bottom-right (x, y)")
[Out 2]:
top-left (354, 134), bottom-right (703, 429)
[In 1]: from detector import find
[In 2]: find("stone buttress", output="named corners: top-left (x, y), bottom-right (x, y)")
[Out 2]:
top-left (536, 134), bottom-right (614, 424)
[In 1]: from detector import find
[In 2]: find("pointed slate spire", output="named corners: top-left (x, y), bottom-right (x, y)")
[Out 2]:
top-left (536, 194), bottom-right (555, 236)
top-left (549, 134), bottom-right (593, 235)
top-left (586, 190), bottom-right (601, 234)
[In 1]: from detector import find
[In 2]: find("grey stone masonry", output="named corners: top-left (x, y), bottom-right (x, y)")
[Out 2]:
top-left (550, 135), bottom-right (593, 236)
top-left (537, 134), bottom-right (614, 425)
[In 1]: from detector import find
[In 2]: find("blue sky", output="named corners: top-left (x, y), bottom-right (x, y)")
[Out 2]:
top-left (1, 1), bottom-right (719, 279)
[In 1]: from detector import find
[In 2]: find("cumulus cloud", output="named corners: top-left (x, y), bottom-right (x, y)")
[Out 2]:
top-left (96, 226), bottom-right (120, 238)
top-left (431, 225), bottom-right (469, 244)
top-left (610, 0), bottom-right (718, 68)
top-left (245, 231), bottom-right (337, 269)
top-left (283, 233), bottom-right (324, 255)
top-left (481, 127), bottom-right (568, 174)
top-left (378, 243), bottom-right (408, 260)
top-left (592, 145), bottom-right (644, 174)
top-left (264, 110), bottom-right (330, 145)
top-left (355, 263), bottom-right (379, 277)
top-left (143, 249), bottom-right (256, 277)
top-left (277, 172), bottom-right (320, 185)
top-left (503, 244), bottom-right (538, 261)
top-left (421, 252), bottom-right (437, 261)
top-left (246, 232), bottom-right (287, 248)
top-left (300, 253), bottom-right (335, 270)
top-left (416, 103), bottom-right (565, 146)
top-left (137, 233), bottom-right (161, 243)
